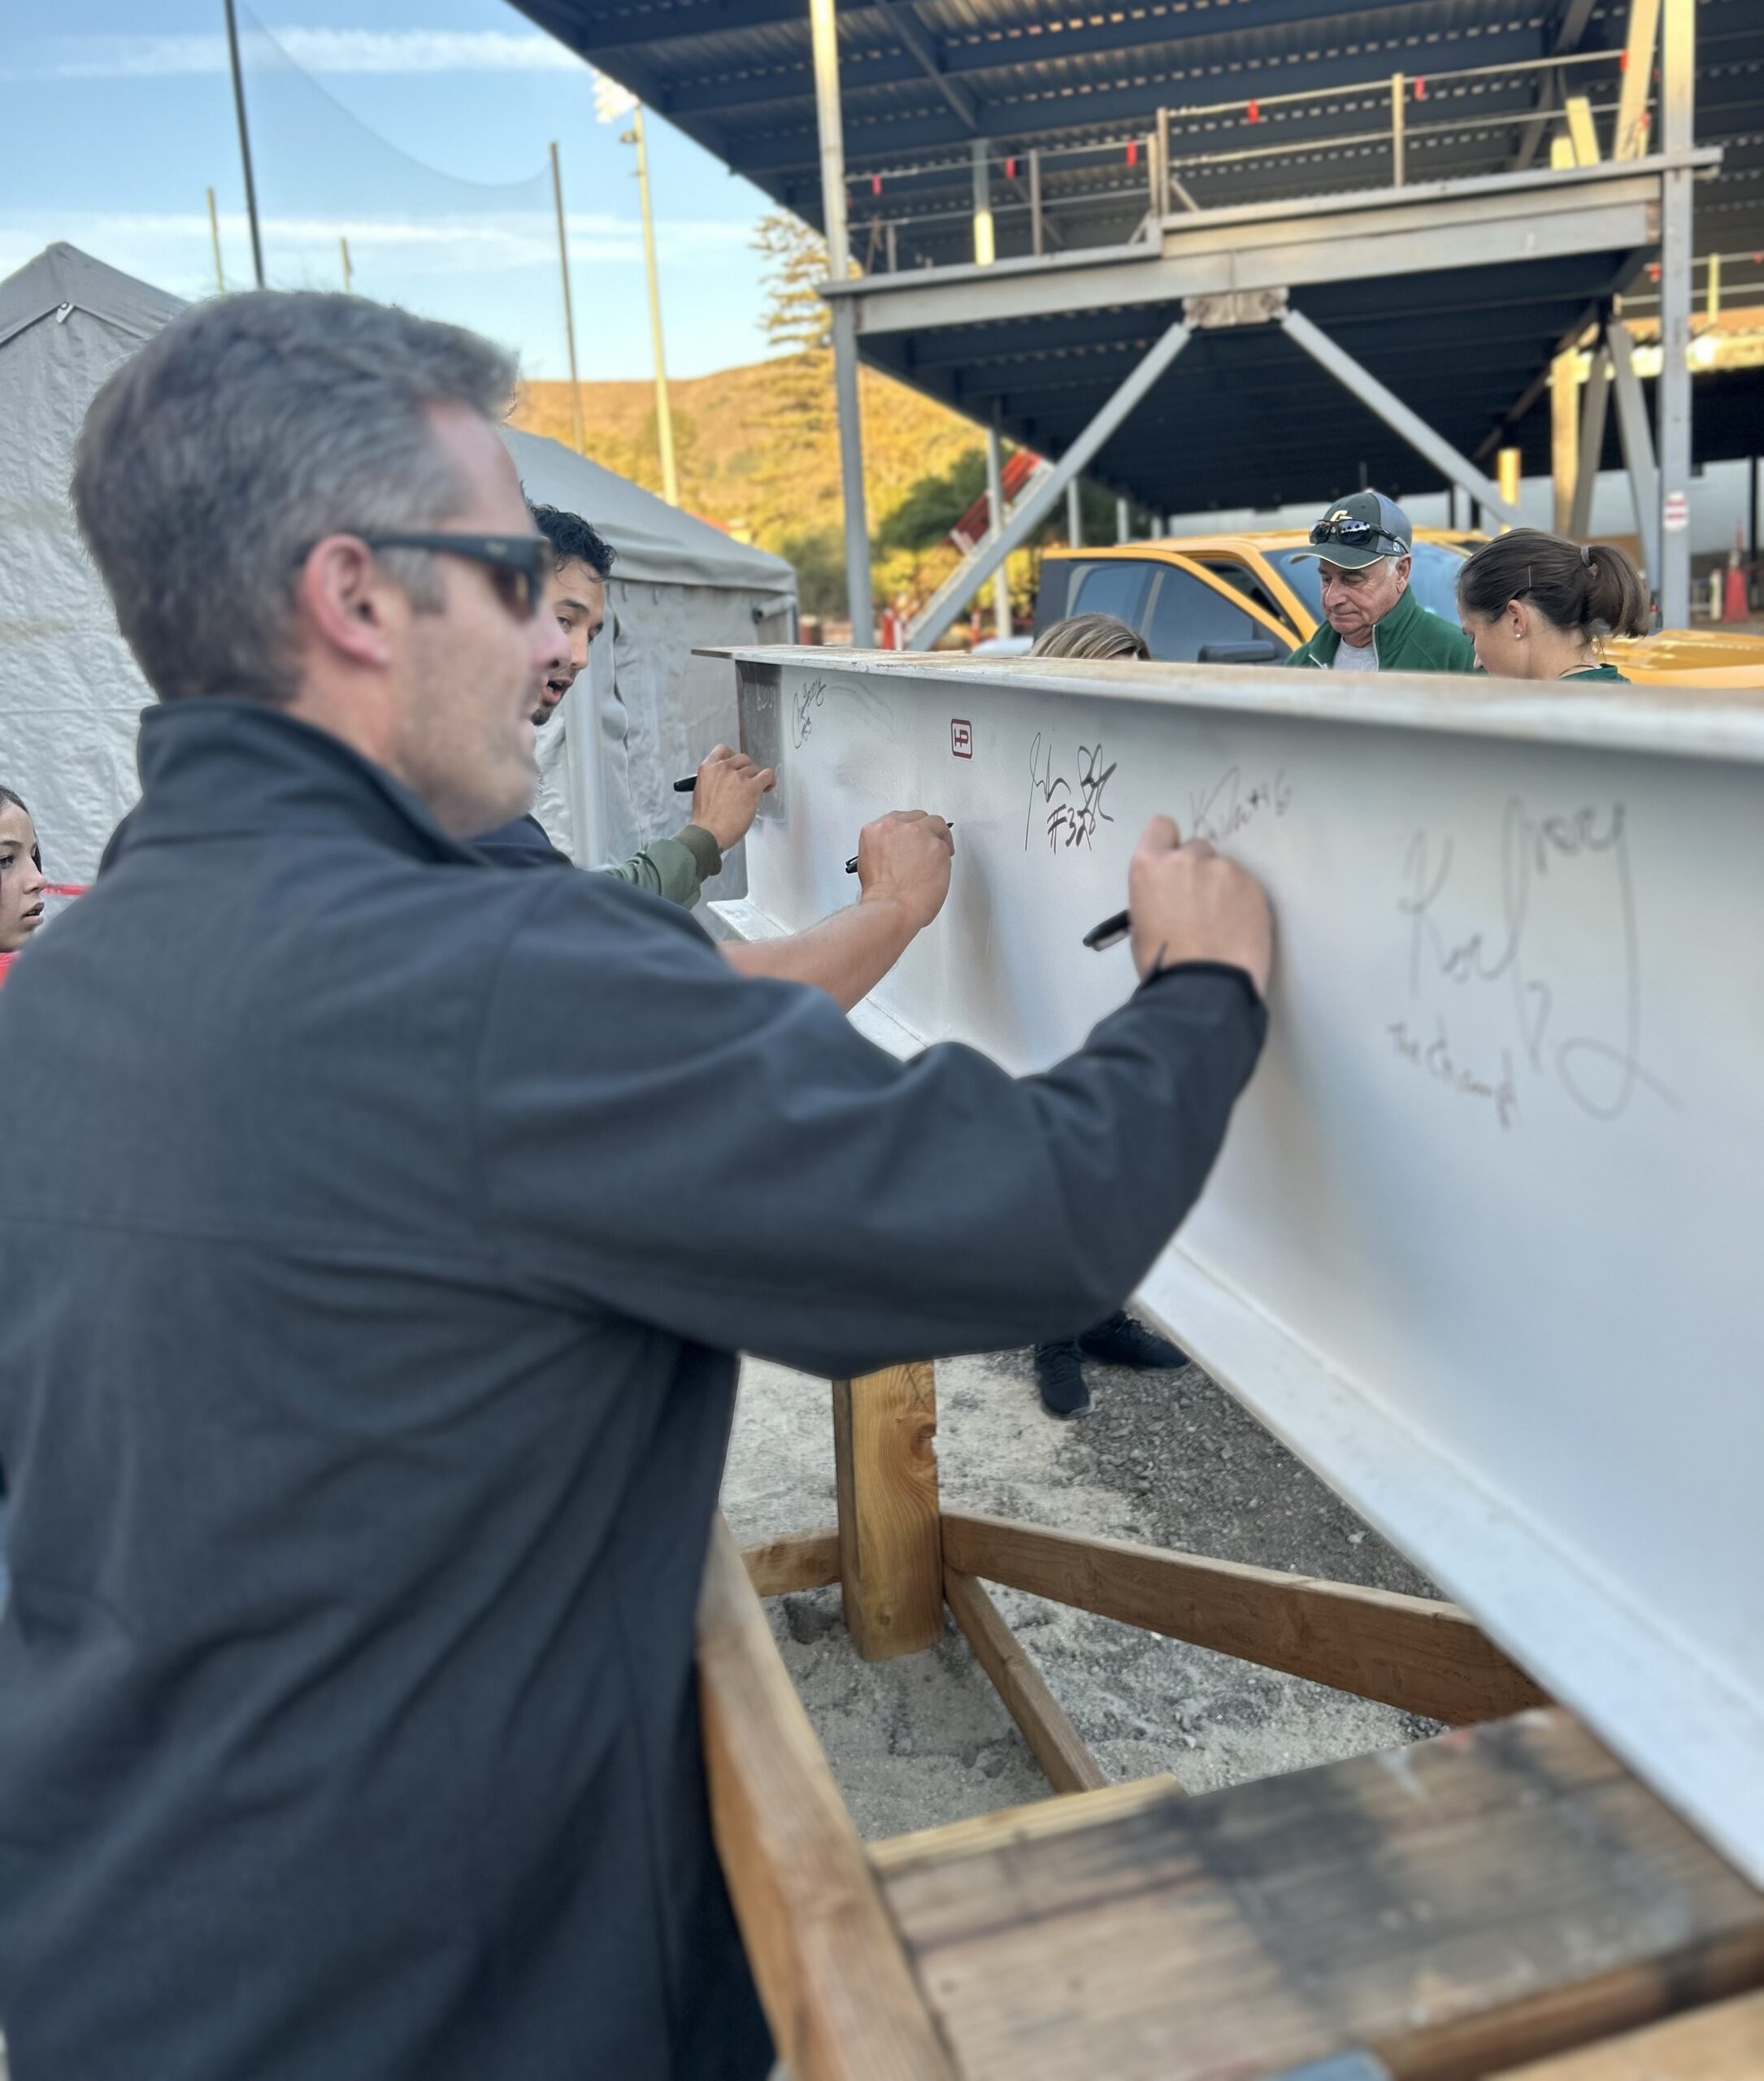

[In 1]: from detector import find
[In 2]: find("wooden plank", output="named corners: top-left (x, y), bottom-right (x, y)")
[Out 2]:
top-left (942, 1511), bottom-right (1546, 1727)
top-left (871, 1775), bottom-right (1184, 1879)
top-left (696, 1515), bottom-right (955, 2081)
top-left (741, 1525), bottom-right (841, 1597)
top-left (1492, 1988), bottom-right (1764, 2079)
top-left (945, 1569), bottom-right (1111, 1798)
top-left (879, 1710), bottom-right (1764, 2081)
top-left (832, 1363), bottom-right (944, 1661)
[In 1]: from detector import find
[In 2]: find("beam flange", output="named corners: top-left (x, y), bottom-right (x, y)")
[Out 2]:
top-left (1607, 318), bottom-right (1662, 581)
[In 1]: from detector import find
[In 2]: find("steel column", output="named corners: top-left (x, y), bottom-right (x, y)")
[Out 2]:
top-left (1280, 306), bottom-right (1520, 525)
top-left (986, 415), bottom-right (1011, 638)
top-left (1067, 479), bottom-right (1083, 547)
top-left (904, 322), bottom-right (1193, 649)
top-left (810, 0), bottom-right (874, 643)
top-left (1117, 497), bottom-right (1130, 542)
top-left (1656, 0), bottom-right (1695, 627)
top-left (1607, 319), bottom-right (1662, 585)
top-left (1569, 345), bottom-right (1610, 540)
top-left (222, 0), bottom-right (265, 288)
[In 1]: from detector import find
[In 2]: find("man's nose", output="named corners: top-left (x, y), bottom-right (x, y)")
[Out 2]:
top-left (537, 616), bottom-right (569, 675)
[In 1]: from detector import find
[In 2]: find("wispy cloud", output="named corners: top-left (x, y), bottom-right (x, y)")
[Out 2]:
top-left (0, 208), bottom-right (754, 293)
top-left (2, 28), bottom-right (584, 83)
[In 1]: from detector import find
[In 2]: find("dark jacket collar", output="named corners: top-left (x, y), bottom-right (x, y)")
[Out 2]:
top-left (102, 700), bottom-right (480, 877)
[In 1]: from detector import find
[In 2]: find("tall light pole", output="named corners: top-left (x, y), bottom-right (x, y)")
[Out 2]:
top-left (221, 0), bottom-right (264, 287)
top-left (549, 141), bottom-right (587, 455)
top-left (596, 73), bottom-right (679, 506)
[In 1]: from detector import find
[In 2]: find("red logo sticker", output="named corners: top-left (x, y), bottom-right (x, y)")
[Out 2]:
top-left (950, 719), bottom-right (973, 758)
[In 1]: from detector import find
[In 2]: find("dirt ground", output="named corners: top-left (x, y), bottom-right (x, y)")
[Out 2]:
top-left (721, 1332), bottom-right (1443, 1840)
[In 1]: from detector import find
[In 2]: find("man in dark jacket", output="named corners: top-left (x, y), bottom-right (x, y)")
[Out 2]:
top-left (1284, 489), bottom-right (1478, 674)
top-left (0, 291), bottom-right (1272, 2081)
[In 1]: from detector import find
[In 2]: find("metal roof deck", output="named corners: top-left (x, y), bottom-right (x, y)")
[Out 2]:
top-left (515, 0), bottom-right (1763, 513)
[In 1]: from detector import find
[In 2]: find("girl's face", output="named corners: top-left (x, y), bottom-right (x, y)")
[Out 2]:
top-left (1459, 596), bottom-right (1530, 679)
top-left (0, 803), bottom-right (47, 954)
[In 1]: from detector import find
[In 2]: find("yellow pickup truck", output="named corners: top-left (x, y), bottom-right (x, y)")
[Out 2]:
top-left (1033, 531), bottom-right (1764, 686)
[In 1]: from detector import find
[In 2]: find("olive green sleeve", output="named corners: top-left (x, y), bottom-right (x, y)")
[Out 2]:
top-left (595, 824), bottom-right (723, 910)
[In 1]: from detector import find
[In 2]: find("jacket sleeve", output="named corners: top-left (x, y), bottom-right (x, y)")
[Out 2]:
top-left (593, 826), bottom-right (721, 910)
top-left (475, 875), bottom-right (1267, 1378)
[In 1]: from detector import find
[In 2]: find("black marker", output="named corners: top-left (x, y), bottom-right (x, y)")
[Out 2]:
top-left (1084, 908), bottom-right (1131, 951)
top-left (672, 775), bottom-right (697, 793)
top-left (846, 822), bottom-right (954, 874)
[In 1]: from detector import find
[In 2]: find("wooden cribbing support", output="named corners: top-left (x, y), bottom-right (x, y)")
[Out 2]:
top-left (742, 1526), bottom-right (841, 1598)
top-left (1492, 1987), bottom-right (1764, 2079)
top-left (944, 1570), bottom-right (1110, 1796)
top-left (832, 1362), bottom-right (944, 1660)
top-left (875, 1710), bottom-right (1764, 2081)
top-left (942, 1510), bottom-right (1548, 1726)
top-left (697, 1515), bottom-right (955, 2081)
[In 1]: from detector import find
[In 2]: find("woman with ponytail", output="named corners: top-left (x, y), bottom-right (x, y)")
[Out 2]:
top-left (1456, 528), bottom-right (1651, 681)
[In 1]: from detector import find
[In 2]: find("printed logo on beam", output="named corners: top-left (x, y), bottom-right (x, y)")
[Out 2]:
top-left (950, 719), bottom-right (973, 758)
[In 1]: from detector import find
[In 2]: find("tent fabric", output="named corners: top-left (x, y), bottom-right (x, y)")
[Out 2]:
top-left (502, 427), bottom-right (793, 598)
top-left (0, 245), bottom-right (184, 884)
top-left (0, 245), bottom-right (796, 894)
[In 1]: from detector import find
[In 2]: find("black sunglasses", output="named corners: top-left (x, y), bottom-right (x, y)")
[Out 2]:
top-left (297, 532), bottom-right (554, 619)
top-left (1308, 518), bottom-right (1408, 556)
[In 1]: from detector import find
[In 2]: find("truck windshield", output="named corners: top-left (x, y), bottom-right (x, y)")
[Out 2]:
top-left (1271, 541), bottom-right (1471, 628)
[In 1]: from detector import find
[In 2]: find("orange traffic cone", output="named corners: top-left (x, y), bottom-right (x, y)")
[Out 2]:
top-left (1723, 561), bottom-right (1750, 623)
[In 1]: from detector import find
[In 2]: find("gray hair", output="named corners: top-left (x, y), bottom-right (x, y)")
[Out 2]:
top-left (1031, 612), bottom-right (1150, 663)
top-left (72, 292), bottom-right (518, 706)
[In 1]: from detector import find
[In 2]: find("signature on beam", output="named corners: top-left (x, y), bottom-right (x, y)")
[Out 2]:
top-left (1397, 797), bottom-right (1677, 1124)
top-left (1026, 735), bottom-right (1117, 852)
top-left (791, 676), bottom-right (828, 749)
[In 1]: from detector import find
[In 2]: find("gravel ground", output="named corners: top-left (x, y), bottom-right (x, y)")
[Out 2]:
top-left (721, 1332), bottom-right (1442, 1840)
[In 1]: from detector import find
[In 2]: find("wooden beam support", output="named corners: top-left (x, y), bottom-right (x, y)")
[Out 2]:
top-left (941, 1511), bottom-right (1548, 1726)
top-left (1614, 0), bottom-right (1662, 160)
top-left (697, 1515), bottom-right (955, 2081)
top-left (1552, 347), bottom-right (1581, 533)
top-left (833, 1363), bottom-right (945, 1661)
top-left (1492, 1988), bottom-right (1764, 2078)
top-left (945, 1568), bottom-right (1110, 1796)
top-left (741, 1526), bottom-right (841, 1597)
top-left (878, 1711), bottom-right (1764, 2081)
top-left (871, 1773), bottom-right (1184, 1879)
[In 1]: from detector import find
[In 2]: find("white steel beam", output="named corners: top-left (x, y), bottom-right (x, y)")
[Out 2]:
top-left (903, 321), bottom-right (1192, 649)
top-left (1608, 319), bottom-right (1662, 586)
top-left (1280, 306), bottom-right (1521, 525)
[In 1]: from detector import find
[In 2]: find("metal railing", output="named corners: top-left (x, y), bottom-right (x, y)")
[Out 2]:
top-left (845, 45), bottom-right (1649, 270)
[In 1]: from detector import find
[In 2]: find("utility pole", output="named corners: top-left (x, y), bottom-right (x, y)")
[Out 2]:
top-left (222, 0), bottom-right (265, 288)
top-left (206, 187), bottom-right (227, 294)
top-left (626, 106), bottom-right (679, 506)
top-left (549, 141), bottom-right (587, 455)
top-left (340, 237), bottom-right (353, 293)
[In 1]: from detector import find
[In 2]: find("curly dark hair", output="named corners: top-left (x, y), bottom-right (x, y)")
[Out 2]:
top-left (527, 502), bottom-right (616, 579)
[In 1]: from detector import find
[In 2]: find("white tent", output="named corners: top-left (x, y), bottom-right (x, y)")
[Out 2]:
top-left (0, 245), bottom-right (181, 884)
top-left (0, 244), bottom-right (797, 893)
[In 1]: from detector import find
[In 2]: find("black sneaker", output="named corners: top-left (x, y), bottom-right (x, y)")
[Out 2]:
top-left (1035, 1340), bottom-right (1092, 1418)
top-left (1076, 1310), bottom-right (1188, 1371)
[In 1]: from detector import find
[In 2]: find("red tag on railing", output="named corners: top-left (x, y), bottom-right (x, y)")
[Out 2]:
top-left (1414, 76), bottom-right (1427, 100)
top-left (871, 173), bottom-right (882, 195)
top-left (1246, 98), bottom-right (1260, 123)
top-left (1126, 139), bottom-right (1139, 165)
top-left (1005, 155), bottom-right (1018, 179)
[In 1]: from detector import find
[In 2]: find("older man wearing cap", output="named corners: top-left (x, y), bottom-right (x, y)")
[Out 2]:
top-left (1285, 490), bottom-right (1477, 674)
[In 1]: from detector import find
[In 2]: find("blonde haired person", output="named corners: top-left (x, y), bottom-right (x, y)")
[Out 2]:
top-left (1032, 612), bottom-right (1150, 662)
top-left (1456, 528), bottom-right (1650, 680)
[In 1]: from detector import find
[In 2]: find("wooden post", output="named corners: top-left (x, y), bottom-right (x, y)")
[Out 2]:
top-left (1391, 72), bottom-right (1406, 187)
top-left (832, 1363), bottom-right (944, 1660)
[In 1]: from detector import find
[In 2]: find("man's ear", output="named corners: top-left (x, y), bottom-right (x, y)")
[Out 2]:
top-left (295, 536), bottom-right (402, 671)
top-left (1394, 554), bottom-right (1413, 584)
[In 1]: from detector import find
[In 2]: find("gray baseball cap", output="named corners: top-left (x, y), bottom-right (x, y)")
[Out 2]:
top-left (1291, 489), bottom-right (1414, 570)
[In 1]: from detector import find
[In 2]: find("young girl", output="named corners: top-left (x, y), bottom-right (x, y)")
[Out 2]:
top-left (0, 786), bottom-right (49, 987)
top-left (1456, 528), bottom-right (1651, 681)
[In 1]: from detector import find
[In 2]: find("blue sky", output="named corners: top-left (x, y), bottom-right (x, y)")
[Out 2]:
top-left (0, 1), bottom-right (782, 381)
